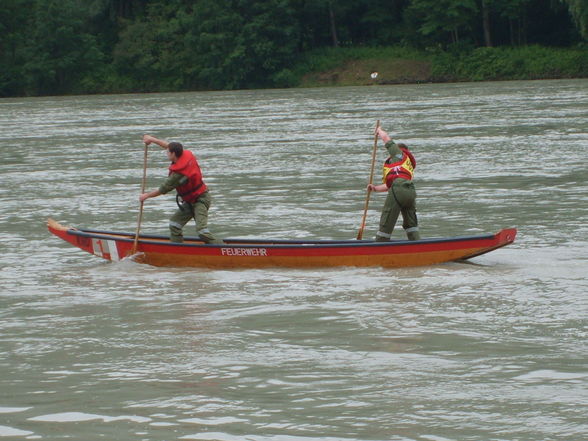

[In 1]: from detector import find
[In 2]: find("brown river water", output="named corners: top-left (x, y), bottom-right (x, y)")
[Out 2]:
top-left (0, 79), bottom-right (587, 440)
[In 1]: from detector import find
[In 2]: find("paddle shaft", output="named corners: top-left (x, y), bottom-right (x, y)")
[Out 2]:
top-left (356, 120), bottom-right (380, 240)
top-left (131, 143), bottom-right (148, 254)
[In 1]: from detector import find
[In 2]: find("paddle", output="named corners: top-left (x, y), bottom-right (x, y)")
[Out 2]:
top-left (130, 143), bottom-right (148, 256)
top-left (356, 120), bottom-right (380, 240)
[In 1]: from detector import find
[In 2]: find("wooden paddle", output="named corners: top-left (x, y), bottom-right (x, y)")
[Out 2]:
top-left (130, 143), bottom-right (148, 255)
top-left (356, 120), bottom-right (380, 240)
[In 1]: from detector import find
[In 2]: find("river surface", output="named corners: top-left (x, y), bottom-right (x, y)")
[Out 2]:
top-left (1, 79), bottom-right (587, 440)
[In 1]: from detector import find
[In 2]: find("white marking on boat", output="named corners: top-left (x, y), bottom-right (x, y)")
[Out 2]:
top-left (221, 248), bottom-right (268, 256)
top-left (107, 240), bottom-right (120, 261)
top-left (90, 238), bottom-right (119, 261)
top-left (92, 238), bottom-right (103, 257)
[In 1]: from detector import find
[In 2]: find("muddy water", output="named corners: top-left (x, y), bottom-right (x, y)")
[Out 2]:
top-left (0, 79), bottom-right (587, 440)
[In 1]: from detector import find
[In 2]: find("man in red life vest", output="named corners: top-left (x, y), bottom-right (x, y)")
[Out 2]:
top-left (139, 135), bottom-right (223, 244)
top-left (367, 126), bottom-right (421, 241)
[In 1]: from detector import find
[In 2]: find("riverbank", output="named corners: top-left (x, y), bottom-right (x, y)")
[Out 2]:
top-left (295, 45), bottom-right (588, 87)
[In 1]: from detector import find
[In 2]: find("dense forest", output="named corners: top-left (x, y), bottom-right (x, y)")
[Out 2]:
top-left (1, 0), bottom-right (587, 97)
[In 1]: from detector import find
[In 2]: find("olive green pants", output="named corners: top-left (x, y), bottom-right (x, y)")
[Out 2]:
top-left (169, 191), bottom-right (222, 244)
top-left (376, 179), bottom-right (421, 241)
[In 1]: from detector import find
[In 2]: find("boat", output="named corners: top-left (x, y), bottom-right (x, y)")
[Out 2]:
top-left (47, 218), bottom-right (517, 269)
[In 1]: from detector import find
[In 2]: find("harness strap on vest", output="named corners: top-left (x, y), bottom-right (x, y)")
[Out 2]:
top-left (178, 182), bottom-right (205, 199)
top-left (383, 150), bottom-right (415, 186)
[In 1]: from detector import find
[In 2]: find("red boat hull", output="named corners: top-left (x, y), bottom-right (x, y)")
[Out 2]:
top-left (47, 218), bottom-right (516, 269)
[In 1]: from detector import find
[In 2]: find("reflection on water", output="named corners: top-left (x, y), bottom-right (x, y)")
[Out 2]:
top-left (0, 79), bottom-right (587, 440)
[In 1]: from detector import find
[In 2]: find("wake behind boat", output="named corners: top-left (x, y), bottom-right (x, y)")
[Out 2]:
top-left (47, 218), bottom-right (516, 269)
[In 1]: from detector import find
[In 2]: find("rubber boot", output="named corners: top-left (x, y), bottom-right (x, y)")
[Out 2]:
top-left (407, 230), bottom-right (421, 241)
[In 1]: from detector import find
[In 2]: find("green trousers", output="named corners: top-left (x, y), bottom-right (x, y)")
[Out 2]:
top-left (376, 179), bottom-right (421, 241)
top-left (169, 191), bottom-right (222, 244)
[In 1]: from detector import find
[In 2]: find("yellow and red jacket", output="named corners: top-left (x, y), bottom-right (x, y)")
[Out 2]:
top-left (382, 146), bottom-right (416, 187)
top-left (169, 150), bottom-right (208, 203)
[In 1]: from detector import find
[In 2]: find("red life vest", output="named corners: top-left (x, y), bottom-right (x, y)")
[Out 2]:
top-left (382, 146), bottom-right (416, 187)
top-left (168, 150), bottom-right (208, 203)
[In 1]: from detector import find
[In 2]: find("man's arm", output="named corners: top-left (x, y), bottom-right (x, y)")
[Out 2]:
top-left (376, 127), bottom-right (392, 144)
top-left (143, 134), bottom-right (169, 149)
top-left (377, 127), bottom-right (404, 158)
top-left (367, 183), bottom-right (388, 192)
top-left (139, 189), bottom-right (162, 202)
top-left (139, 173), bottom-right (185, 202)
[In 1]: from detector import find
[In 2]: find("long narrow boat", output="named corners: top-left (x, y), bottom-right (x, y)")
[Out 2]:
top-left (47, 218), bottom-right (516, 269)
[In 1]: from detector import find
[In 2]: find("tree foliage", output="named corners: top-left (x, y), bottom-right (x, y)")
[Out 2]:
top-left (563, 0), bottom-right (588, 39)
top-left (0, 0), bottom-right (585, 97)
top-left (406, 0), bottom-right (479, 45)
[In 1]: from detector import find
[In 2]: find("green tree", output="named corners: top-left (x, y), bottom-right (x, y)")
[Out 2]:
top-left (481, 0), bottom-right (493, 46)
top-left (113, 0), bottom-right (190, 91)
top-left (356, 0), bottom-right (409, 45)
top-left (238, 0), bottom-right (301, 87)
top-left (0, 0), bottom-right (33, 96)
top-left (181, 0), bottom-right (300, 90)
top-left (1, 0), bottom-right (587, 97)
top-left (180, 0), bottom-right (246, 90)
top-left (562, 0), bottom-right (588, 39)
top-left (493, 0), bottom-right (530, 46)
top-left (22, 0), bottom-right (107, 95)
top-left (405, 0), bottom-right (479, 46)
